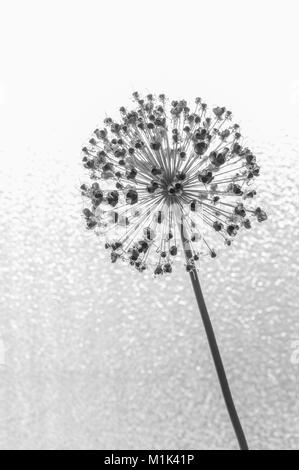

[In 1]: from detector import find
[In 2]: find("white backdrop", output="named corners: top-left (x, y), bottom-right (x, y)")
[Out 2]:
top-left (1, 0), bottom-right (299, 450)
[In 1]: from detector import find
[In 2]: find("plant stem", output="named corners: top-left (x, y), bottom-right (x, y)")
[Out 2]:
top-left (181, 228), bottom-right (249, 450)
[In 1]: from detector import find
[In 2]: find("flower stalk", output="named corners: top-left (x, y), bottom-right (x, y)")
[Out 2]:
top-left (181, 223), bottom-right (249, 450)
top-left (189, 270), bottom-right (249, 450)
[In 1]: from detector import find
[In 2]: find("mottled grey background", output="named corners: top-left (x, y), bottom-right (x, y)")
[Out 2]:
top-left (1, 0), bottom-right (299, 451)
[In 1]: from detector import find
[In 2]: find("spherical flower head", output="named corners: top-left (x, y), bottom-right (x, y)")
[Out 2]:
top-left (81, 93), bottom-right (267, 275)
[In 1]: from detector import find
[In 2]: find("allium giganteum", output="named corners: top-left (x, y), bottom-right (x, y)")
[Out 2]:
top-left (81, 93), bottom-right (267, 275)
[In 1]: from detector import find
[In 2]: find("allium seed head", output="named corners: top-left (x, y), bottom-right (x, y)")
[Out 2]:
top-left (81, 92), bottom-right (267, 275)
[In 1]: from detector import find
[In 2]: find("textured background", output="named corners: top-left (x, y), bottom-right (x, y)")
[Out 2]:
top-left (1, 0), bottom-right (299, 450)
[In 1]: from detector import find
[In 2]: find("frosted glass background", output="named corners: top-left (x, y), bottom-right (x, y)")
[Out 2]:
top-left (1, 0), bottom-right (299, 450)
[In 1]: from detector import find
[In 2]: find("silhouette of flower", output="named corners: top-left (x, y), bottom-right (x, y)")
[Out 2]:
top-left (81, 92), bottom-right (267, 274)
